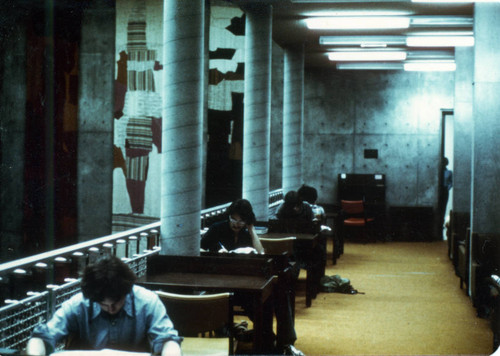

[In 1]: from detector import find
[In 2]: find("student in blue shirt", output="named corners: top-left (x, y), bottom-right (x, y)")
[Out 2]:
top-left (26, 255), bottom-right (182, 356)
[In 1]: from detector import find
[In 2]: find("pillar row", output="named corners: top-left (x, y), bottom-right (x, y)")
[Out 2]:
top-left (161, 0), bottom-right (205, 255)
top-left (0, 19), bottom-right (26, 261)
top-left (242, 4), bottom-right (273, 222)
top-left (453, 47), bottom-right (473, 215)
top-left (77, 0), bottom-right (115, 241)
top-left (471, 3), bottom-right (500, 235)
top-left (282, 46), bottom-right (305, 195)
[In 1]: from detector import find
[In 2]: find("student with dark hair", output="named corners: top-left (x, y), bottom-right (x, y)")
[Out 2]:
top-left (201, 199), bottom-right (303, 356)
top-left (201, 198), bottom-right (264, 254)
top-left (298, 184), bottom-right (325, 222)
top-left (26, 255), bottom-right (182, 356)
top-left (277, 190), bottom-right (314, 223)
top-left (297, 184), bottom-right (317, 205)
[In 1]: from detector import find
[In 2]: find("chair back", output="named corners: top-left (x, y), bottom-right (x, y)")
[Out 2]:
top-left (156, 291), bottom-right (235, 355)
top-left (259, 236), bottom-right (296, 256)
top-left (156, 291), bottom-right (232, 336)
top-left (341, 200), bottom-right (365, 215)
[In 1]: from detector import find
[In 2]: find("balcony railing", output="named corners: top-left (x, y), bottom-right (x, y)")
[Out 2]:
top-left (0, 189), bottom-right (283, 351)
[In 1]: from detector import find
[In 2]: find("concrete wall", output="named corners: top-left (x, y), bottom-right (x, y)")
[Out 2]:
top-left (300, 69), bottom-right (454, 208)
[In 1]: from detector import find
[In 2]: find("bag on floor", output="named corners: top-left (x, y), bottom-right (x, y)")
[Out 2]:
top-left (320, 274), bottom-right (362, 294)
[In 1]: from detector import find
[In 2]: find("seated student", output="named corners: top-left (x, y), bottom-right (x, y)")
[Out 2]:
top-left (201, 198), bottom-right (265, 254)
top-left (277, 190), bottom-right (326, 296)
top-left (26, 255), bottom-right (182, 356)
top-left (277, 191), bottom-right (314, 223)
top-left (201, 199), bottom-right (304, 356)
top-left (297, 184), bottom-right (325, 222)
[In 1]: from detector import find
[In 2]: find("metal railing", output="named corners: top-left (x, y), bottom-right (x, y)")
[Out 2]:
top-left (0, 189), bottom-right (283, 351)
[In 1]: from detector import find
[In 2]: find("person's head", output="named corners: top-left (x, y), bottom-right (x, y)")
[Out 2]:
top-left (226, 199), bottom-right (256, 232)
top-left (443, 157), bottom-right (449, 166)
top-left (81, 255), bottom-right (136, 315)
top-left (283, 191), bottom-right (303, 213)
top-left (297, 184), bottom-right (318, 205)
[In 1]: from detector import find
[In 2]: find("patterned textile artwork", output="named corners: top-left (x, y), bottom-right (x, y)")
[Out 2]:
top-left (112, 0), bottom-right (244, 231)
top-left (113, 0), bottom-right (163, 231)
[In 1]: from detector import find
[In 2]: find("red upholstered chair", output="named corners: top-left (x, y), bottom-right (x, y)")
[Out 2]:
top-left (340, 200), bottom-right (375, 242)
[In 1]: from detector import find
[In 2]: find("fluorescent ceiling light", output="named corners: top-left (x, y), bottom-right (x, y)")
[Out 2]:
top-left (306, 10), bottom-right (413, 17)
top-left (406, 36), bottom-right (474, 47)
top-left (328, 51), bottom-right (407, 61)
top-left (336, 63), bottom-right (404, 70)
top-left (320, 36), bottom-right (406, 47)
top-left (404, 61), bottom-right (456, 71)
top-left (407, 50), bottom-right (455, 59)
top-left (411, 16), bottom-right (473, 27)
top-left (305, 17), bottom-right (410, 30)
top-left (412, 0), bottom-right (499, 3)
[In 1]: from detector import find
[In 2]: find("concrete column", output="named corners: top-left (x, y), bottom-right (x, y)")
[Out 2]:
top-left (282, 46), bottom-right (304, 195)
top-left (0, 18), bottom-right (26, 261)
top-left (242, 5), bottom-right (272, 222)
top-left (77, 0), bottom-right (115, 241)
top-left (471, 3), bottom-right (500, 235)
top-left (161, 0), bottom-right (204, 255)
top-left (453, 48), bottom-right (473, 214)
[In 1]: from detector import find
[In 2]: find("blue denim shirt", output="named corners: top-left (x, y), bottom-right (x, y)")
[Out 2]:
top-left (32, 285), bottom-right (182, 354)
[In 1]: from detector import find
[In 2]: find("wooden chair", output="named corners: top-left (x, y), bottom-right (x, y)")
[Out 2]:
top-left (259, 236), bottom-right (296, 256)
top-left (156, 291), bottom-right (236, 356)
top-left (340, 200), bottom-right (375, 242)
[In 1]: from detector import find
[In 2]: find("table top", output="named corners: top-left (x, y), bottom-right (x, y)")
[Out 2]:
top-left (261, 231), bottom-right (318, 241)
top-left (140, 272), bottom-right (276, 293)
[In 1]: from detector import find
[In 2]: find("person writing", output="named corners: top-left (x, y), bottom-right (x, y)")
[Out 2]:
top-left (201, 199), bottom-right (304, 356)
top-left (201, 198), bottom-right (264, 254)
top-left (25, 255), bottom-right (182, 356)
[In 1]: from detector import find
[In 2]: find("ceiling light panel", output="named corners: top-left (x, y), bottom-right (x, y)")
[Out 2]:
top-left (412, 0), bottom-right (498, 3)
top-left (410, 16), bottom-right (473, 27)
top-left (305, 17), bottom-right (411, 30)
top-left (320, 36), bottom-right (406, 47)
top-left (404, 61), bottom-right (457, 71)
top-left (406, 35), bottom-right (474, 46)
top-left (328, 51), bottom-right (407, 61)
top-left (336, 63), bottom-right (404, 70)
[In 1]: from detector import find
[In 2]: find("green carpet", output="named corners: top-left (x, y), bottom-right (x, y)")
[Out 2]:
top-left (292, 241), bottom-right (493, 356)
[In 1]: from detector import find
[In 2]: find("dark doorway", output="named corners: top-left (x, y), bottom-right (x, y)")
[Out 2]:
top-left (205, 93), bottom-right (243, 206)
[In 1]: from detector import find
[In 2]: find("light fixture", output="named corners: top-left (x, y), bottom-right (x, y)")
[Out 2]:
top-left (320, 36), bottom-right (406, 47)
top-left (305, 17), bottom-right (410, 30)
top-left (404, 60), bottom-right (456, 71)
top-left (412, 0), bottom-right (499, 3)
top-left (410, 16), bottom-right (473, 27)
top-left (305, 10), bottom-right (413, 17)
top-left (336, 63), bottom-right (404, 70)
top-left (328, 51), bottom-right (407, 61)
top-left (407, 50), bottom-right (455, 60)
top-left (406, 35), bottom-right (474, 47)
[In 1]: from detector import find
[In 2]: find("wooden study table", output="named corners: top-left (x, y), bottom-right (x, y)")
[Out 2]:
top-left (138, 255), bottom-right (277, 354)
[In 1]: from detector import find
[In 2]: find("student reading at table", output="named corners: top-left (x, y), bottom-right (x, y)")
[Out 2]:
top-left (25, 255), bottom-right (182, 356)
top-left (201, 198), bottom-right (265, 254)
top-left (201, 199), bottom-right (304, 356)
top-left (277, 190), bottom-right (327, 298)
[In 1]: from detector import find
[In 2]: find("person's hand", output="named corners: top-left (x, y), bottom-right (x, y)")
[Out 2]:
top-left (25, 337), bottom-right (46, 356)
top-left (218, 242), bottom-right (228, 253)
top-left (161, 341), bottom-right (182, 356)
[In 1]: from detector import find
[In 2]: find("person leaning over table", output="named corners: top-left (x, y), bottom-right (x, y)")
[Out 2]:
top-left (201, 198), bottom-right (265, 254)
top-left (201, 198), bottom-right (304, 356)
top-left (25, 255), bottom-right (182, 356)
